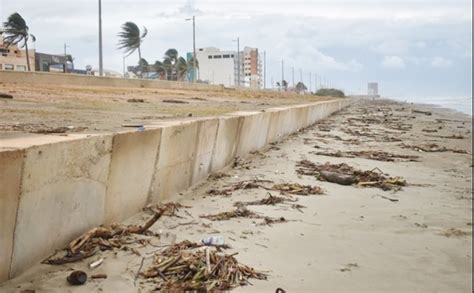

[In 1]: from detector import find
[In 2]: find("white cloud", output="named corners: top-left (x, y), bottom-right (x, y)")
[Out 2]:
top-left (382, 56), bottom-right (406, 69)
top-left (430, 57), bottom-right (453, 68)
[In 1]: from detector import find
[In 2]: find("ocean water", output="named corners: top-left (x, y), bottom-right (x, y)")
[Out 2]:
top-left (390, 96), bottom-right (472, 116)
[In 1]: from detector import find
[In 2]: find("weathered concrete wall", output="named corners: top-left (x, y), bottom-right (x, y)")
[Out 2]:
top-left (0, 150), bottom-right (23, 282)
top-left (0, 98), bottom-right (353, 282)
top-left (105, 130), bottom-right (161, 224)
top-left (0, 70), bottom-right (224, 92)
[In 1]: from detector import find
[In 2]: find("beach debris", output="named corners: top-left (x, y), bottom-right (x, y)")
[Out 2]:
top-left (339, 263), bottom-right (359, 272)
top-left (91, 274), bottom-right (108, 279)
top-left (31, 126), bottom-right (69, 134)
top-left (122, 123), bottom-right (144, 128)
top-left (191, 97), bottom-right (208, 101)
top-left (422, 128), bottom-right (438, 133)
top-left (439, 228), bottom-right (471, 238)
top-left (234, 193), bottom-right (294, 207)
top-left (143, 202), bottom-right (190, 217)
top-left (412, 109), bottom-right (432, 116)
top-left (127, 98), bottom-right (145, 103)
top-left (425, 134), bottom-right (465, 139)
top-left (296, 160), bottom-right (406, 191)
top-left (373, 194), bottom-right (399, 202)
top-left (89, 258), bottom-right (104, 269)
top-left (67, 271), bottom-right (87, 285)
top-left (202, 235), bottom-right (225, 246)
top-left (200, 206), bottom-right (261, 221)
top-left (142, 241), bottom-right (267, 291)
top-left (311, 150), bottom-right (419, 162)
top-left (208, 172), bottom-right (230, 180)
top-left (0, 92), bottom-right (13, 99)
top-left (272, 183), bottom-right (324, 195)
top-left (276, 288), bottom-right (287, 293)
top-left (200, 206), bottom-right (288, 226)
top-left (43, 204), bottom-right (178, 265)
top-left (206, 179), bottom-right (272, 196)
top-left (162, 99), bottom-right (189, 104)
top-left (399, 143), bottom-right (469, 154)
top-left (232, 156), bottom-right (252, 169)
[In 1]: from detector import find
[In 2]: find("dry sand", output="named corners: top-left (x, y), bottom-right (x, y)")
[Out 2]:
top-left (0, 83), bottom-right (333, 138)
top-left (1, 98), bottom-right (472, 292)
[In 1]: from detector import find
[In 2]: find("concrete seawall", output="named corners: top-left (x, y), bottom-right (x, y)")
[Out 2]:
top-left (0, 98), bottom-right (352, 282)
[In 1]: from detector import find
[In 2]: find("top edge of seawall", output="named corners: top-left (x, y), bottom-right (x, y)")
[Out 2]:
top-left (0, 98), bottom-right (351, 151)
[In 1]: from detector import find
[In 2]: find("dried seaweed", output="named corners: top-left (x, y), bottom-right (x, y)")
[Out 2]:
top-left (234, 193), bottom-right (294, 207)
top-left (399, 143), bottom-right (469, 154)
top-left (143, 241), bottom-right (267, 291)
top-left (200, 207), bottom-right (261, 221)
top-left (272, 183), bottom-right (324, 195)
top-left (296, 160), bottom-right (406, 191)
top-left (311, 150), bottom-right (419, 162)
top-left (207, 179), bottom-right (272, 196)
top-left (43, 203), bottom-right (181, 265)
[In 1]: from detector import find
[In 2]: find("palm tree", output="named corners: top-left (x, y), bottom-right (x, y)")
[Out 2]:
top-left (2, 12), bottom-right (36, 71)
top-left (117, 22), bottom-right (147, 62)
top-left (164, 48), bottom-right (178, 80)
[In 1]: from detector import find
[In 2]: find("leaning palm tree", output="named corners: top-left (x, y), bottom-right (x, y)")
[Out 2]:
top-left (164, 48), bottom-right (178, 80)
top-left (2, 12), bottom-right (36, 71)
top-left (117, 22), bottom-right (147, 62)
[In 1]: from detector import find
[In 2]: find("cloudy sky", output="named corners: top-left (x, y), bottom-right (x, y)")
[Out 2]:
top-left (1, 0), bottom-right (472, 100)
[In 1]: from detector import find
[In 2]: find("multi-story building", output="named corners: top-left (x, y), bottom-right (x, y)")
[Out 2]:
top-left (0, 32), bottom-right (35, 71)
top-left (368, 82), bottom-right (379, 97)
top-left (243, 47), bottom-right (262, 89)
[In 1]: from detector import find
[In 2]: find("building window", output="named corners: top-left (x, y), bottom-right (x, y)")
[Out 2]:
top-left (231, 54), bottom-right (234, 58)
top-left (208, 55), bottom-right (212, 59)
top-left (4, 64), bottom-right (14, 70)
top-left (213, 55), bottom-right (222, 59)
top-left (223, 54), bottom-right (230, 58)
top-left (16, 65), bottom-right (27, 71)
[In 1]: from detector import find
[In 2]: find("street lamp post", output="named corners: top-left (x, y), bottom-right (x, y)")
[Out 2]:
top-left (64, 43), bottom-right (69, 73)
top-left (186, 16), bottom-right (197, 83)
top-left (232, 37), bottom-right (240, 87)
top-left (98, 0), bottom-right (103, 76)
top-left (263, 50), bottom-right (266, 89)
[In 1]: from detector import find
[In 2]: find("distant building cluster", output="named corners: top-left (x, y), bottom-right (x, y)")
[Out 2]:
top-left (0, 31), bottom-right (122, 77)
top-left (190, 46), bottom-right (262, 89)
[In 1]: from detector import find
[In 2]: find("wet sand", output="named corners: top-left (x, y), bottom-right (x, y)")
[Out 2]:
top-left (1, 98), bottom-right (471, 292)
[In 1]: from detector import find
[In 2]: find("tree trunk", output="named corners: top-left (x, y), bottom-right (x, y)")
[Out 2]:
top-left (137, 47), bottom-right (142, 78)
top-left (25, 41), bottom-right (31, 71)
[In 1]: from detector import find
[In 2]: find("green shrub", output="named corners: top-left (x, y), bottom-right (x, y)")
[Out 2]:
top-left (314, 88), bottom-right (345, 98)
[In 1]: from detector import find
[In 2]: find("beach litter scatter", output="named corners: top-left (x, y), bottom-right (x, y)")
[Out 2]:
top-left (43, 202), bottom-right (185, 265)
top-left (311, 150), bottom-right (420, 162)
top-left (234, 193), bottom-right (294, 207)
top-left (208, 180), bottom-right (323, 197)
top-left (142, 240), bottom-right (267, 291)
top-left (67, 271), bottom-right (88, 286)
top-left (200, 206), bottom-right (288, 226)
top-left (207, 179), bottom-right (273, 196)
top-left (399, 143), bottom-right (469, 154)
top-left (296, 160), bottom-right (406, 191)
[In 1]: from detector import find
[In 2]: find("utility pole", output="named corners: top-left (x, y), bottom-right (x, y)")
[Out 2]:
top-left (291, 67), bottom-right (294, 87)
top-left (186, 16), bottom-right (197, 82)
top-left (98, 0), bottom-right (103, 76)
top-left (281, 60), bottom-right (284, 91)
top-left (314, 73), bottom-right (318, 92)
top-left (309, 72), bottom-right (312, 93)
top-left (233, 37), bottom-right (240, 87)
top-left (299, 68), bottom-right (303, 83)
top-left (122, 55), bottom-right (126, 77)
top-left (263, 50), bottom-right (266, 89)
top-left (64, 43), bottom-right (69, 73)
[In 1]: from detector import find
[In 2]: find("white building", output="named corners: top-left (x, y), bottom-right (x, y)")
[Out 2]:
top-left (368, 82), bottom-right (379, 97)
top-left (194, 47), bottom-right (244, 87)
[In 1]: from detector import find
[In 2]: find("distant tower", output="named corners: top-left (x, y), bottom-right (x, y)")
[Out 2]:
top-left (368, 82), bottom-right (379, 97)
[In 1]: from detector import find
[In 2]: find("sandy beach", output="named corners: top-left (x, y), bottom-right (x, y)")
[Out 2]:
top-left (1, 98), bottom-right (471, 292)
